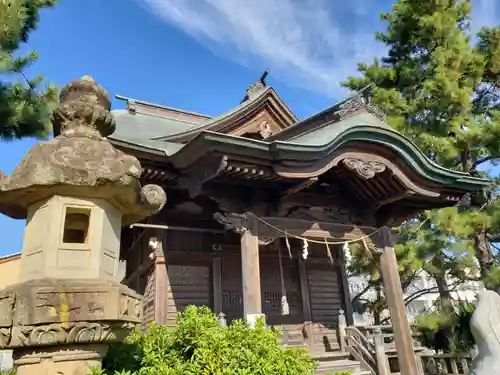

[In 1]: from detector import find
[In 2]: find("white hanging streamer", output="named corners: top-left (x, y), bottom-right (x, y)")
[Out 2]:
top-left (343, 241), bottom-right (352, 266)
top-left (284, 232), bottom-right (292, 259)
top-left (302, 239), bottom-right (309, 260)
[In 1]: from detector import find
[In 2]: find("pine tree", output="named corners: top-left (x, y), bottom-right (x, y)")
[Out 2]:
top-left (343, 0), bottom-right (500, 308)
top-left (0, 0), bottom-right (58, 140)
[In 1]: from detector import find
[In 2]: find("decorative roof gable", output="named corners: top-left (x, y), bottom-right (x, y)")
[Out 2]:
top-left (153, 73), bottom-right (297, 143)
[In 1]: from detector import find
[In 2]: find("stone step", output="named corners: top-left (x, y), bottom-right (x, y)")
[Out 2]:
top-left (279, 325), bottom-right (303, 331)
top-left (311, 351), bottom-right (350, 362)
top-left (285, 332), bottom-right (304, 341)
top-left (314, 359), bottom-right (371, 375)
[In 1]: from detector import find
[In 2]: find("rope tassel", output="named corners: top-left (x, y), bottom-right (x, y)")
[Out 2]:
top-left (281, 295), bottom-right (290, 315)
top-left (277, 241), bottom-right (289, 316)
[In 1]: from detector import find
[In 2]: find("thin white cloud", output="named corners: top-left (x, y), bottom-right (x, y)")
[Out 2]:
top-left (137, 0), bottom-right (500, 98)
top-left (136, 0), bottom-right (385, 98)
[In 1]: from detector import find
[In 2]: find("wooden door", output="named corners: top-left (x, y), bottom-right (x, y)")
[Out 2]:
top-left (306, 263), bottom-right (343, 352)
top-left (260, 255), bottom-right (303, 326)
top-left (221, 253), bottom-right (243, 322)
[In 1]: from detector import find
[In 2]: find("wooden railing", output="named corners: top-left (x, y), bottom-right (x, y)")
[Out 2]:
top-left (419, 353), bottom-right (471, 375)
top-left (339, 312), bottom-right (377, 375)
top-left (338, 311), bottom-right (473, 375)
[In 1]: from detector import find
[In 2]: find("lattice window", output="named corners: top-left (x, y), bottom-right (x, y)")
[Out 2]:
top-left (222, 291), bottom-right (242, 310)
top-left (263, 291), bottom-right (300, 309)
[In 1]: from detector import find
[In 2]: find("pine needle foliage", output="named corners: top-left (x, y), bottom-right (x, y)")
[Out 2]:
top-left (343, 0), bottom-right (500, 306)
top-left (0, 0), bottom-right (59, 140)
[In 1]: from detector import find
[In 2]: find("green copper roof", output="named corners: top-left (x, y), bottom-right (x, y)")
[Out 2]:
top-left (109, 86), bottom-right (281, 149)
top-left (288, 111), bottom-right (389, 145)
top-left (108, 93), bottom-right (491, 192)
top-left (109, 110), bottom-right (194, 155)
top-left (166, 123), bottom-right (490, 191)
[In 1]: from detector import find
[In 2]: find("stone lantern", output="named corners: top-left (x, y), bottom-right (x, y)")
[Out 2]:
top-left (0, 76), bottom-right (166, 375)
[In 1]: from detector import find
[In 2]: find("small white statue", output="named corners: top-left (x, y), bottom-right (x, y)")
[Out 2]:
top-left (470, 290), bottom-right (500, 374)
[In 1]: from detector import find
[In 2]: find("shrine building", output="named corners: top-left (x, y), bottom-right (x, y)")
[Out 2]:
top-left (109, 73), bottom-right (489, 357)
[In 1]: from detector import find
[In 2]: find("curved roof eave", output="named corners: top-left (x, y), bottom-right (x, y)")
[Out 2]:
top-left (167, 126), bottom-right (491, 191)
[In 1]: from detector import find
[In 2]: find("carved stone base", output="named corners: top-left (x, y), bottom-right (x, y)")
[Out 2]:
top-left (13, 344), bottom-right (107, 375)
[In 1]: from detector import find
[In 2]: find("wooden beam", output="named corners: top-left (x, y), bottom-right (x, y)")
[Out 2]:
top-left (213, 212), bottom-right (378, 246)
top-left (124, 259), bottom-right (153, 286)
top-left (379, 227), bottom-right (418, 375)
top-left (131, 222), bottom-right (225, 234)
top-left (280, 177), bottom-right (318, 199)
top-left (254, 216), bottom-right (377, 243)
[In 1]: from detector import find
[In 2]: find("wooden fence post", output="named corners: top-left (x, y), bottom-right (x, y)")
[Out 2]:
top-left (374, 328), bottom-right (391, 375)
top-left (338, 309), bottom-right (347, 353)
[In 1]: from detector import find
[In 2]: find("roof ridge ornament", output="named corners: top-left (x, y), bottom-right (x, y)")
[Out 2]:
top-left (336, 84), bottom-right (386, 122)
top-left (242, 69), bottom-right (269, 102)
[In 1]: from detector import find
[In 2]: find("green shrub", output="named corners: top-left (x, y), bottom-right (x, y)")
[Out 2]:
top-left (414, 302), bottom-right (475, 354)
top-left (96, 306), bottom-right (316, 375)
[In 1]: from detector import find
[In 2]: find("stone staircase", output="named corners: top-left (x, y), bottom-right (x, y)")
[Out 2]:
top-left (279, 325), bottom-right (372, 375)
top-left (280, 324), bottom-right (307, 349)
top-left (313, 352), bottom-right (372, 375)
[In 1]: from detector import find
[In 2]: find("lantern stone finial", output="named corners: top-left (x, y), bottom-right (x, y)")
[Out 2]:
top-left (0, 76), bottom-right (166, 224)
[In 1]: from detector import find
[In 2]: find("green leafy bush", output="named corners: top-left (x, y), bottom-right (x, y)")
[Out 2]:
top-left (96, 306), bottom-right (316, 375)
top-left (415, 302), bottom-right (475, 354)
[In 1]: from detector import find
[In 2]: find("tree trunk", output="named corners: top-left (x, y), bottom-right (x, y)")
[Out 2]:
top-left (474, 230), bottom-right (493, 285)
top-left (373, 285), bottom-right (382, 325)
top-left (435, 274), bottom-right (454, 315)
top-left (373, 310), bottom-right (381, 325)
top-left (432, 255), bottom-right (454, 315)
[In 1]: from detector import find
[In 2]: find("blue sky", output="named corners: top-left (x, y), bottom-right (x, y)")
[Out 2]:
top-left (0, 0), bottom-right (499, 255)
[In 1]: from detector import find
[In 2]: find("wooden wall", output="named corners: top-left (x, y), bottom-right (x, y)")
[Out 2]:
top-left (121, 226), bottom-right (350, 351)
top-left (166, 264), bottom-right (212, 326)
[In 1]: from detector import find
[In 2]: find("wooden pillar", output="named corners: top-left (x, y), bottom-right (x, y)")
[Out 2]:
top-left (212, 257), bottom-right (222, 314)
top-left (240, 226), bottom-right (262, 318)
top-left (298, 258), bottom-right (312, 321)
top-left (153, 231), bottom-right (168, 325)
top-left (379, 226), bottom-right (418, 375)
top-left (338, 252), bottom-right (354, 326)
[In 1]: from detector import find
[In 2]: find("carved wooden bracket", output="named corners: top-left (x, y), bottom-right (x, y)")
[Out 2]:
top-left (213, 212), bottom-right (249, 234)
top-left (342, 157), bottom-right (386, 179)
top-left (258, 236), bottom-right (278, 246)
top-left (178, 155), bottom-right (229, 198)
